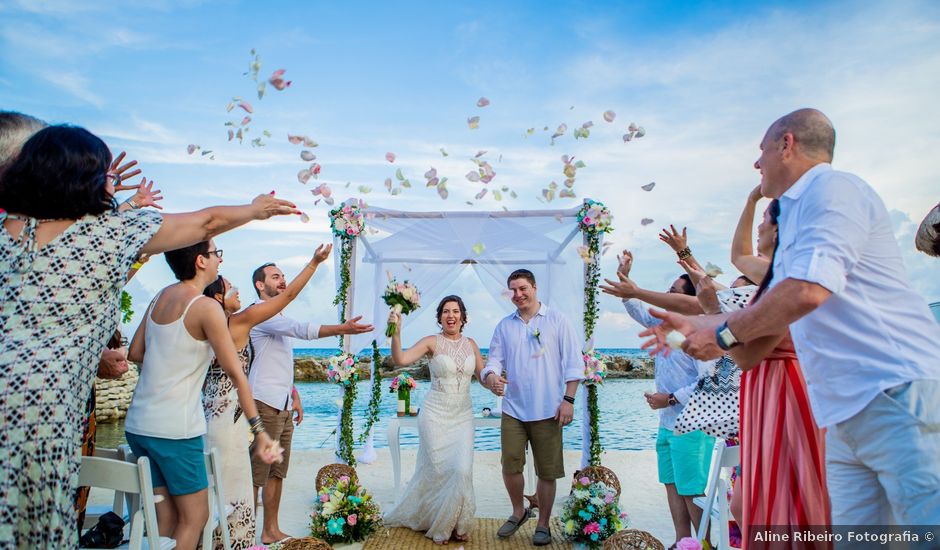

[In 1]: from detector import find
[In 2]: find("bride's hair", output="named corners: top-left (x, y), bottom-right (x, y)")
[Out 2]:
top-left (436, 295), bottom-right (468, 331)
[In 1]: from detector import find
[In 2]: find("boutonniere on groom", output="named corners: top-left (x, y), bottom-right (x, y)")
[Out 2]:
top-left (530, 328), bottom-right (545, 358)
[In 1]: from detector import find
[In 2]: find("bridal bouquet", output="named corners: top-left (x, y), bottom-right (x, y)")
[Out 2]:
top-left (327, 352), bottom-right (359, 386)
top-left (389, 372), bottom-right (417, 393)
top-left (383, 276), bottom-right (421, 337)
top-left (309, 475), bottom-right (382, 544)
top-left (560, 477), bottom-right (627, 549)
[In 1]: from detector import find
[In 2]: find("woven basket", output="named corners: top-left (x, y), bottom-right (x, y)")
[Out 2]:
top-left (572, 465), bottom-right (622, 498)
top-left (280, 537), bottom-right (332, 550)
top-left (603, 529), bottom-right (665, 550)
top-left (315, 463), bottom-right (358, 492)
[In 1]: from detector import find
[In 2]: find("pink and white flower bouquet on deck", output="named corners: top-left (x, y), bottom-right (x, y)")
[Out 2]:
top-left (560, 477), bottom-right (627, 549)
top-left (383, 275), bottom-right (421, 337)
top-left (310, 475), bottom-right (382, 544)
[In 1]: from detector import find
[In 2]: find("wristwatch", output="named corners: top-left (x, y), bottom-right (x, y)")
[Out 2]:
top-left (667, 393), bottom-right (678, 406)
top-left (563, 395), bottom-right (576, 405)
top-left (716, 321), bottom-right (740, 351)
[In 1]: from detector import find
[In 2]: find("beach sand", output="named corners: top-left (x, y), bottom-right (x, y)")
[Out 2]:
top-left (89, 449), bottom-right (676, 546)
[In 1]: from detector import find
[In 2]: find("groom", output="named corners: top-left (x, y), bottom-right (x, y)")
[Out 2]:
top-left (481, 269), bottom-right (583, 546)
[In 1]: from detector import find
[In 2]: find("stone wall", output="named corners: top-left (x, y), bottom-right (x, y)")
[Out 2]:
top-left (94, 364), bottom-right (140, 424)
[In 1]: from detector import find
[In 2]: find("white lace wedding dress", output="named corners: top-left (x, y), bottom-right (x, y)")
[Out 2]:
top-left (384, 334), bottom-right (476, 542)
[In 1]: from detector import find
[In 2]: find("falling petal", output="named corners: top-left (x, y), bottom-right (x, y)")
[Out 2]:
top-left (201, 149), bottom-right (213, 156)
top-left (548, 181), bottom-right (558, 190)
top-left (574, 160), bottom-right (586, 169)
top-left (474, 150), bottom-right (487, 158)
top-left (288, 134), bottom-right (304, 145)
top-left (635, 127), bottom-right (646, 138)
top-left (227, 129), bottom-right (234, 141)
top-left (250, 137), bottom-right (264, 147)
top-left (263, 130), bottom-right (272, 137)
top-left (493, 190), bottom-right (503, 201)
top-left (238, 101), bottom-right (253, 114)
top-left (582, 121), bottom-right (594, 129)
top-left (319, 183), bottom-right (332, 198)
top-left (298, 169), bottom-right (311, 184)
top-left (425, 177), bottom-right (438, 187)
top-left (310, 163), bottom-right (321, 178)
top-left (300, 212), bottom-right (310, 223)
top-left (401, 180), bottom-right (412, 188)
top-left (472, 243), bottom-right (485, 255)
top-left (386, 152), bottom-right (396, 163)
top-left (257, 82), bottom-right (266, 99)
top-left (440, 147), bottom-right (449, 157)
top-left (395, 168), bottom-right (404, 181)
top-left (560, 189), bottom-right (576, 199)
top-left (467, 116), bottom-right (480, 130)
top-left (641, 182), bottom-right (656, 192)
top-left (301, 151), bottom-right (316, 161)
top-left (526, 128), bottom-right (535, 135)
top-left (641, 218), bottom-right (654, 226)
top-left (437, 182), bottom-right (448, 200)
top-left (241, 116), bottom-right (251, 126)
top-left (236, 128), bottom-right (244, 142)
top-left (564, 179), bottom-right (575, 188)
top-left (358, 185), bottom-right (372, 193)
top-left (384, 178), bottom-right (393, 191)
top-left (476, 97), bottom-right (490, 107)
top-left (555, 215), bottom-right (564, 223)
top-left (465, 201), bottom-right (474, 206)
top-left (303, 137), bottom-right (318, 148)
top-left (498, 154), bottom-right (503, 163)
top-left (187, 144), bottom-right (199, 154)
top-left (622, 133), bottom-right (633, 143)
top-left (345, 182), bottom-right (352, 188)
top-left (226, 102), bottom-right (235, 113)
top-left (324, 196), bottom-right (335, 206)
top-left (402, 264), bottom-right (413, 272)
top-left (603, 110), bottom-right (616, 123)
top-left (510, 190), bottom-right (518, 199)
top-left (628, 122), bottom-right (639, 133)
top-left (465, 171), bottom-right (481, 183)
top-left (475, 189), bottom-right (488, 200)
top-left (424, 167), bottom-right (437, 179)
top-left (705, 262), bottom-right (724, 278)
top-left (577, 245), bottom-right (593, 263)
top-left (314, 199), bottom-right (321, 205)
top-left (390, 188), bottom-right (402, 196)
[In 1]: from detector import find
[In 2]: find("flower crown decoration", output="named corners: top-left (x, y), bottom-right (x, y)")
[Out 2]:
top-left (329, 202), bottom-right (366, 238)
top-left (578, 199), bottom-right (613, 235)
top-left (327, 352), bottom-right (359, 386)
top-left (389, 372), bottom-right (418, 392)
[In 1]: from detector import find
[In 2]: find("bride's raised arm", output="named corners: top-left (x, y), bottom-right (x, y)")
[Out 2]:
top-left (388, 311), bottom-right (435, 366)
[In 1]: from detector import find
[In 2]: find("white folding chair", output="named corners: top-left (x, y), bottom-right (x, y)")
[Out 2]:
top-left (201, 447), bottom-right (232, 550)
top-left (79, 455), bottom-right (176, 550)
top-left (693, 441), bottom-right (740, 549)
top-left (83, 447), bottom-right (126, 528)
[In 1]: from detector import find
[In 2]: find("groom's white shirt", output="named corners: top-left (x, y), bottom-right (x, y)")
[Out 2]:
top-left (481, 303), bottom-right (583, 422)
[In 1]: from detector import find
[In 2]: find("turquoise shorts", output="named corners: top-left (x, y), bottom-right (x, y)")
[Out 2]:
top-left (125, 432), bottom-right (208, 496)
top-left (656, 427), bottom-right (714, 496)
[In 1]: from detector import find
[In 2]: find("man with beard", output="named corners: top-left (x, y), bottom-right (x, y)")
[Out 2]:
top-left (248, 262), bottom-right (373, 544)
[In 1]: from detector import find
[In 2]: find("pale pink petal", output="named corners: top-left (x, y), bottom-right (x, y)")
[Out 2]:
top-left (187, 144), bottom-right (198, 154)
top-left (303, 137), bottom-right (318, 148)
top-left (474, 150), bottom-right (487, 158)
top-left (424, 167), bottom-right (437, 179)
top-left (641, 218), bottom-right (654, 226)
top-left (622, 133), bottom-right (633, 142)
top-left (384, 178), bottom-right (393, 191)
top-left (628, 122), bottom-right (639, 133)
top-left (475, 189), bottom-right (488, 200)
top-left (288, 134), bottom-right (304, 145)
top-left (238, 101), bottom-right (253, 114)
top-left (465, 171), bottom-right (481, 183)
top-left (603, 110), bottom-right (616, 123)
top-left (386, 152), bottom-right (396, 163)
top-left (298, 169), bottom-right (312, 184)
top-left (241, 116), bottom-right (251, 126)
top-left (300, 212), bottom-right (310, 223)
top-left (301, 151), bottom-right (316, 161)
top-left (476, 97), bottom-right (490, 107)
top-left (227, 130), bottom-right (234, 141)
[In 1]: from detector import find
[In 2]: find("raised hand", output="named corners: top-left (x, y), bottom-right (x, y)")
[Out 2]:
top-left (109, 151), bottom-right (143, 191)
top-left (599, 272), bottom-right (640, 300)
top-left (387, 311), bottom-right (402, 335)
top-left (312, 243), bottom-right (332, 264)
top-left (748, 184), bottom-right (764, 203)
top-left (616, 249), bottom-right (633, 278)
top-left (340, 315), bottom-right (374, 335)
top-left (639, 309), bottom-right (724, 360)
top-left (251, 192), bottom-right (300, 219)
top-left (658, 224), bottom-right (688, 252)
top-left (130, 178), bottom-right (164, 209)
top-left (680, 259), bottom-right (720, 314)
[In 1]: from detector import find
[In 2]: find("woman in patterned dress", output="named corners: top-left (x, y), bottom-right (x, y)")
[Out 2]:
top-left (0, 125), bottom-right (299, 549)
top-left (384, 295), bottom-right (485, 545)
top-left (201, 243), bottom-right (331, 549)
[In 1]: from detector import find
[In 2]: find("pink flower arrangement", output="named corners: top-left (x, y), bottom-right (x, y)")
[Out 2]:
top-left (583, 522), bottom-right (600, 535)
top-left (577, 199), bottom-right (613, 235)
top-left (383, 275), bottom-right (421, 337)
top-left (327, 352), bottom-right (359, 386)
top-left (676, 537), bottom-right (703, 550)
top-left (582, 346), bottom-right (607, 386)
top-left (389, 372), bottom-right (418, 392)
top-left (329, 201), bottom-right (365, 239)
top-left (347, 513), bottom-right (358, 526)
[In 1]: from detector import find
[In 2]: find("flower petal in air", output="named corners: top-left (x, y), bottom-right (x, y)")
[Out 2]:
top-left (603, 110), bottom-right (616, 123)
top-left (641, 182), bottom-right (655, 192)
top-left (641, 218), bottom-right (654, 226)
top-left (467, 116), bottom-right (480, 129)
top-left (472, 243), bottom-right (485, 255)
top-left (301, 151), bottom-right (316, 161)
top-left (238, 101), bottom-right (253, 114)
top-left (476, 97), bottom-right (490, 107)
top-left (385, 152), bottom-right (396, 163)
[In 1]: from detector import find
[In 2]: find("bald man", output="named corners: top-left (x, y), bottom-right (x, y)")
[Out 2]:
top-left (641, 109), bottom-right (940, 529)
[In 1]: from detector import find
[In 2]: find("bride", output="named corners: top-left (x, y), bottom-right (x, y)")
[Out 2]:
top-left (383, 295), bottom-right (484, 544)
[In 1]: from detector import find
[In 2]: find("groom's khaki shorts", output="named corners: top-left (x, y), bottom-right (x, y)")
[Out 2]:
top-left (501, 414), bottom-right (565, 480)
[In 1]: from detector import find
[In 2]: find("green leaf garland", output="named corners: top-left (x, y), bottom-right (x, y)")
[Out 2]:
top-left (358, 340), bottom-right (384, 443)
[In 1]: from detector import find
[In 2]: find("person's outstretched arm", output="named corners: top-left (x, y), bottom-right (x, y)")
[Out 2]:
top-left (731, 185), bottom-right (771, 283)
top-left (388, 311), bottom-right (434, 366)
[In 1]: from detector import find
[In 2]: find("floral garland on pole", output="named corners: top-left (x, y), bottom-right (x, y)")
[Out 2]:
top-left (328, 352), bottom-right (360, 466)
top-left (358, 340), bottom-right (384, 444)
top-left (329, 201), bottom-right (366, 344)
top-left (578, 199), bottom-right (613, 466)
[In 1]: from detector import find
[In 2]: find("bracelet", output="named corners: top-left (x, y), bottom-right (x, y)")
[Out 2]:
top-left (125, 198), bottom-right (141, 210)
top-left (563, 395), bottom-right (575, 405)
top-left (304, 262), bottom-right (317, 271)
top-left (247, 415), bottom-right (265, 435)
top-left (676, 247), bottom-right (692, 260)
top-left (130, 261), bottom-right (143, 271)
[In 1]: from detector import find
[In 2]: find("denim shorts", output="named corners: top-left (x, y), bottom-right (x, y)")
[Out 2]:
top-left (125, 432), bottom-right (208, 496)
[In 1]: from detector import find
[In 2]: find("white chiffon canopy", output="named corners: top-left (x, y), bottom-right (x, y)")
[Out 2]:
top-left (333, 202), bottom-right (601, 468)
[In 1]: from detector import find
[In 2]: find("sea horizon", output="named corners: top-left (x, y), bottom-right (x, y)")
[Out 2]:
top-left (295, 347), bottom-right (648, 359)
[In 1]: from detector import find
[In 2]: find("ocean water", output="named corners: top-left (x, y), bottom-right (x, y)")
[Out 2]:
top-left (295, 347), bottom-right (648, 359)
top-left (96, 378), bottom-right (660, 452)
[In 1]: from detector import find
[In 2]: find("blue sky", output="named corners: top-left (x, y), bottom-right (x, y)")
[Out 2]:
top-left (2, 0), bottom-right (938, 349)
